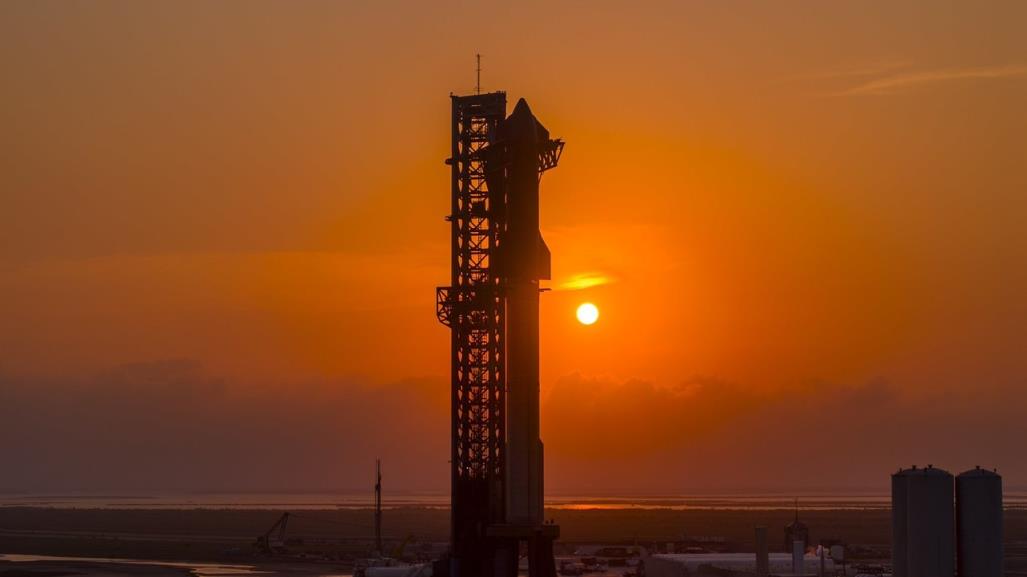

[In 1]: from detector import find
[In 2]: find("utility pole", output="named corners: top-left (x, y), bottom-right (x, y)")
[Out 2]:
top-left (375, 458), bottom-right (383, 556)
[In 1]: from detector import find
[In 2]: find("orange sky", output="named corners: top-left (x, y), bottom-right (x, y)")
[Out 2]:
top-left (1, 1), bottom-right (1026, 493)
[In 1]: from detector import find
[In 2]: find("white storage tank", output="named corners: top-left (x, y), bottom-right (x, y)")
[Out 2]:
top-left (792, 540), bottom-right (805, 576)
top-left (906, 465), bottom-right (954, 577)
top-left (755, 526), bottom-right (769, 577)
top-left (956, 467), bottom-right (1002, 577)
top-left (892, 467), bottom-right (912, 577)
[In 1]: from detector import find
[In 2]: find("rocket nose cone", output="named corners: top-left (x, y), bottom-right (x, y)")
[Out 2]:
top-left (507, 98), bottom-right (537, 137)
top-left (512, 98), bottom-right (533, 116)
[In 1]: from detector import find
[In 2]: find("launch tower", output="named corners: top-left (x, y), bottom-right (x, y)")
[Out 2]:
top-left (436, 91), bottom-right (563, 577)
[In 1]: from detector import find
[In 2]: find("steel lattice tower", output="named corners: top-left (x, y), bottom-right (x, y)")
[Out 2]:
top-left (437, 92), bottom-right (508, 571)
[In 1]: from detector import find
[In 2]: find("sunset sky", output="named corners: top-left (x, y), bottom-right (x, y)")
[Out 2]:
top-left (2, 1), bottom-right (1026, 494)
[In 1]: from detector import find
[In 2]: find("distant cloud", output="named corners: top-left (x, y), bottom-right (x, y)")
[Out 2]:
top-left (0, 361), bottom-right (450, 493)
top-left (799, 60), bottom-right (912, 81)
top-left (840, 64), bottom-right (1027, 95)
top-left (1, 362), bottom-right (1022, 493)
top-left (542, 373), bottom-right (1025, 492)
top-left (554, 272), bottom-right (615, 291)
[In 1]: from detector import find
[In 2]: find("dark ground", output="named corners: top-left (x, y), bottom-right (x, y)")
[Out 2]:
top-left (1, 507), bottom-right (1026, 573)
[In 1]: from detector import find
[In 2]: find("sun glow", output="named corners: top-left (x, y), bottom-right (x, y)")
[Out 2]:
top-left (576, 302), bottom-right (599, 325)
top-left (558, 273), bottom-right (613, 291)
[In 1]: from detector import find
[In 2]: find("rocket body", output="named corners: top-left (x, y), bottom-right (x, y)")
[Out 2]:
top-left (498, 99), bottom-right (550, 527)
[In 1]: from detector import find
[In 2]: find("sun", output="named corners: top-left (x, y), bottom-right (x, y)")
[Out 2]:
top-left (576, 302), bottom-right (599, 325)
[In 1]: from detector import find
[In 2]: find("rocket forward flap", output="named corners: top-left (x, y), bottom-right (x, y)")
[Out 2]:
top-left (537, 233), bottom-right (551, 280)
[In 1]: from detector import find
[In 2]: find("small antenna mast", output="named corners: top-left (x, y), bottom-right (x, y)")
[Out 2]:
top-left (476, 53), bottom-right (481, 94)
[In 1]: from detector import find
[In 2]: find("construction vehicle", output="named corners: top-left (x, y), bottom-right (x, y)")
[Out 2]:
top-left (255, 512), bottom-right (291, 555)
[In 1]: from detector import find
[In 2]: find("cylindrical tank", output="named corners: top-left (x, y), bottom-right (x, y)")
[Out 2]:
top-left (793, 540), bottom-right (805, 576)
top-left (755, 526), bottom-right (769, 577)
top-left (956, 467), bottom-right (1002, 577)
top-left (892, 468), bottom-right (911, 577)
top-left (906, 465), bottom-right (954, 577)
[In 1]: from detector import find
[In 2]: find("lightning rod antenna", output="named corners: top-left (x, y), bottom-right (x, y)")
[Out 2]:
top-left (476, 53), bottom-right (481, 94)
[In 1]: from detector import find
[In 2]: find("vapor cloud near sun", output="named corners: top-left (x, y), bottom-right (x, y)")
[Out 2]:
top-left (840, 64), bottom-right (1027, 95)
top-left (554, 272), bottom-right (615, 291)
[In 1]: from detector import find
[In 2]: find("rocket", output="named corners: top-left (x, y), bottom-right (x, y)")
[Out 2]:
top-left (485, 98), bottom-right (555, 528)
top-left (441, 91), bottom-right (563, 577)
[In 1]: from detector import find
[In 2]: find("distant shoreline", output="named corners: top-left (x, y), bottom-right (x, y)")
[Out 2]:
top-left (3, 494), bottom-right (1027, 512)
top-left (0, 491), bottom-right (979, 511)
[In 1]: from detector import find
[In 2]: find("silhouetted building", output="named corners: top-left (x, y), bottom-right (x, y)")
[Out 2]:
top-left (957, 467), bottom-right (1002, 577)
top-left (645, 553), bottom-right (834, 577)
top-left (891, 465), bottom-right (954, 577)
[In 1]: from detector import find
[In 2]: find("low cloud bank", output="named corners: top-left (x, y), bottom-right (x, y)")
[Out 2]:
top-left (0, 362), bottom-right (1021, 493)
top-left (543, 374), bottom-right (1024, 492)
top-left (0, 360), bottom-right (449, 492)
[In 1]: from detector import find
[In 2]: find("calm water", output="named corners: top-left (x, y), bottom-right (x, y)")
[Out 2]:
top-left (1, 491), bottom-right (1024, 511)
top-left (0, 553), bottom-right (272, 576)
